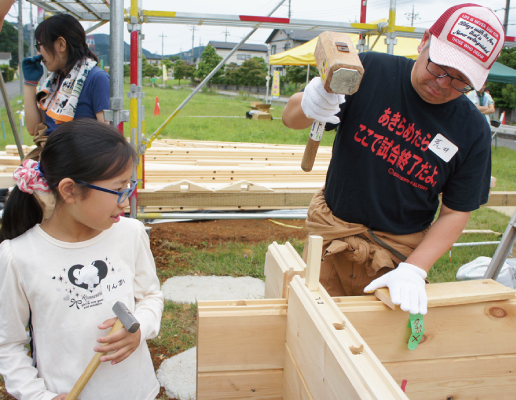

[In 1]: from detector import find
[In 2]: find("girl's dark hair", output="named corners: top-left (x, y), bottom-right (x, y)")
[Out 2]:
top-left (35, 14), bottom-right (99, 75)
top-left (0, 119), bottom-right (137, 242)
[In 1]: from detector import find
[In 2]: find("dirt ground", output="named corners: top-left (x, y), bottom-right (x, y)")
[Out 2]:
top-left (149, 218), bottom-right (308, 272)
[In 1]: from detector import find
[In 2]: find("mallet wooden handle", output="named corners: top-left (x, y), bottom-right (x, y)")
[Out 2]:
top-left (65, 319), bottom-right (124, 400)
top-left (301, 120), bottom-right (325, 172)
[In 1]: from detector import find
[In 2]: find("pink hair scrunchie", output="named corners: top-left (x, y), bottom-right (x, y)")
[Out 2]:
top-left (13, 159), bottom-right (52, 195)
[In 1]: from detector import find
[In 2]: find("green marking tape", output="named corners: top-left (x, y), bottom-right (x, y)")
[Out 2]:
top-left (407, 313), bottom-right (424, 351)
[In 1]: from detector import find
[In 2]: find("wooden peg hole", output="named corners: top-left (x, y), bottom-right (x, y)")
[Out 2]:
top-left (349, 344), bottom-right (364, 355)
top-left (333, 322), bottom-right (345, 330)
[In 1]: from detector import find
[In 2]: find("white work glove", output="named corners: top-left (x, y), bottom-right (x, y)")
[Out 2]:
top-left (364, 262), bottom-right (428, 315)
top-left (301, 77), bottom-right (345, 124)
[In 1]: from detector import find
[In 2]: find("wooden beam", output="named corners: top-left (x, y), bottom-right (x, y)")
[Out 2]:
top-left (286, 276), bottom-right (408, 399)
top-left (384, 354), bottom-right (516, 400)
top-left (305, 236), bottom-right (323, 291)
top-left (339, 298), bottom-right (516, 363)
top-left (265, 242), bottom-right (306, 299)
top-left (485, 191), bottom-right (516, 207)
top-left (137, 190), bottom-right (316, 208)
top-left (375, 279), bottom-right (516, 310)
top-left (283, 344), bottom-right (314, 400)
top-left (197, 302), bottom-right (287, 373)
top-left (197, 369), bottom-right (283, 400)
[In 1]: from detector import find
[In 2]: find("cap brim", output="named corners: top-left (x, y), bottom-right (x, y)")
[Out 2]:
top-left (429, 37), bottom-right (488, 91)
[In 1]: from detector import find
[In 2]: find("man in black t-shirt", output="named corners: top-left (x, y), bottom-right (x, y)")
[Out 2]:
top-left (282, 4), bottom-right (504, 315)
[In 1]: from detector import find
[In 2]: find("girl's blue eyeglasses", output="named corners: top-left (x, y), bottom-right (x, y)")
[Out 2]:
top-left (74, 179), bottom-right (137, 204)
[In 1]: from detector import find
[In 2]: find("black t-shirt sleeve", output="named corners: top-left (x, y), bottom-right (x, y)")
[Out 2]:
top-left (441, 133), bottom-right (492, 211)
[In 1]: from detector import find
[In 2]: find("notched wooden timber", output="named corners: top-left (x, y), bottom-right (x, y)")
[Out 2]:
top-left (375, 279), bottom-right (516, 310)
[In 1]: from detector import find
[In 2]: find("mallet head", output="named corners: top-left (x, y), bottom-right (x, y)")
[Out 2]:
top-left (112, 301), bottom-right (140, 333)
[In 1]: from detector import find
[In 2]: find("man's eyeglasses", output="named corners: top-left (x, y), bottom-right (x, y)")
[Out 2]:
top-left (35, 42), bottom-right (42, 52)
top-left (426, 57), bottom-right (473, 94)
top-left (75, 179), bottom-right (137, 204)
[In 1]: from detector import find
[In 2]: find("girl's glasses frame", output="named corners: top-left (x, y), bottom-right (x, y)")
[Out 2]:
top-left (74, 179), bottom-right (137, 204)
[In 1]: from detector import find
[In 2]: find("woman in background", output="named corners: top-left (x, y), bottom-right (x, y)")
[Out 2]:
top-left (22, 13), bottom-right (110, 159)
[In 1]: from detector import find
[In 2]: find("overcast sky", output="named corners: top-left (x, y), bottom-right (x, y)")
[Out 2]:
top-left (5, 0), bottom-right (515, 56)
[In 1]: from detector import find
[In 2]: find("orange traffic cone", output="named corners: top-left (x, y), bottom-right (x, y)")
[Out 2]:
top-left (154, 96), bottom-right (160, 116)
top-left (501, 111), bottom-right (506, 125)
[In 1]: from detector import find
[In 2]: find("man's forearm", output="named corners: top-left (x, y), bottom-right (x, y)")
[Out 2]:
top-left (405, 205), bottom-right (470, 272)
top-left (477, 104), bottom-right (495, 115)
top-left (282, 92), bottom-right (313, 129)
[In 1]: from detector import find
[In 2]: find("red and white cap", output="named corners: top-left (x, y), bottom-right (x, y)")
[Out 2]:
top-left (429, 3), bottom-right (505, 90)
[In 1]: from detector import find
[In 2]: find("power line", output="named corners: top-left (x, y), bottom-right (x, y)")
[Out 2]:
top-left (405, 5), bottom-right (420, 27)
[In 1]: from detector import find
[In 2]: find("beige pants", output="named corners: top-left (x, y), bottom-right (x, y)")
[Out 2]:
top-left (304, 188), bottom-right (427, 297)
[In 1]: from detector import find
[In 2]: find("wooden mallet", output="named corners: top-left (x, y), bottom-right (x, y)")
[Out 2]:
top-left (64, 301), bottom-right (140, 400)
top-left (301, 31), bottom-right (364, 172)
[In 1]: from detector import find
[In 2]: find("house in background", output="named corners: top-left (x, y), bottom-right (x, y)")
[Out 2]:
top-left (265, 30), bottom-right (321, 74)
top-left (0, 52), bottom-right (11, 66)
top-left (146, 55), bottom-right (163, 66)
top-left (208, 41), bottom-right (268, 66)
top-left (266, 29), bottom-right (321, 56)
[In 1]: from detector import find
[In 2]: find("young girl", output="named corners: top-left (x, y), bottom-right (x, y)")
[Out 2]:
top-left (0, 120), bottom-right (163, 400)
top-left (22, 14), bottom-right (110, 158)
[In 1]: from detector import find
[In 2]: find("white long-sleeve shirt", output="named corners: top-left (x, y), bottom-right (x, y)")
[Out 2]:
top-left (0, 217), bottom-right (164, 400)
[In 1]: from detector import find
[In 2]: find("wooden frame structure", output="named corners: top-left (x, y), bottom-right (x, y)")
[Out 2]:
top-left (197, 239), bottom-right (516, 400)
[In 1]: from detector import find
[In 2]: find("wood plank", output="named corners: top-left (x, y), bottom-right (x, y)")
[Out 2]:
top-left (339, 298), bottom-right (516, 362)
top-left (134, 189), bottom-right (516, 209)
top-left (137, 190), bottom-right (316, 208)
top-left (286, 276), bottom-right (407, 400)
top-left (375, 279), bottom-right (516, 310)
top-left (283, 344), bottom-right (313, 400)
top-left (485, 191), bottom-right (516, 207)
top-left (265, 242), bottom-right (306, 299)
top-left (198, 298), bottom-right (287, 307)
top-left (197, 304), bottom-right (287, 373)
top-left (304, 236), bottom-right (322, 291)
top-left (384, 354), bottom-right (516, 400)
top-left (197, 369), bottom-right (283, 400)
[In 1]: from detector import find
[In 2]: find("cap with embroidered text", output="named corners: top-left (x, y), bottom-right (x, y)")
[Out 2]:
top-left (429, 3), bottom-right (505, 91)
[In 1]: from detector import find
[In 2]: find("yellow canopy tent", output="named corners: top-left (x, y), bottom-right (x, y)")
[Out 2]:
top-left (269, 20), bottom-right (421, 67)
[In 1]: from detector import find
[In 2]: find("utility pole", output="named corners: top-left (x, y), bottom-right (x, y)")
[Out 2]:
top-left (224, 28), bottom-right (229, 42)
top-left (288, 0), bottom-right (291, 18)
top-left (504, 0), bottom-right (510, 33)
top-left (190, 26), bottom-right (197, 63)
top-left (18, 0), bottom-right (23, 95)
top-left (405, 5), bottom-right (420, 27)
top-left (159, 32), bottom-right (166, 60)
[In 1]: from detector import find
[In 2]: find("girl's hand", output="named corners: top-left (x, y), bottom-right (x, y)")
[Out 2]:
top-left (94, 317), bottom-right (141, 365)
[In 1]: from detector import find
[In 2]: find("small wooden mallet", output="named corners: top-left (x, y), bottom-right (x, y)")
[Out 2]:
top-left (301, 31), bottom-right (364, 172)
top-left (64, 301), bottom-right (140, 400)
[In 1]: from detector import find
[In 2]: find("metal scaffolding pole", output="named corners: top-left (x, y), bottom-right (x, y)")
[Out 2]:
top-left (386, 0), bottom-right (397, 55)
top-left (129, 0), bottom-right (142, 218)
top-left (0, 72), bottom-right (23, 161)
top-left (137, 212), bottom-right (308, 221)
top-left (105, 0), bottom-right (127, 131)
